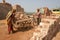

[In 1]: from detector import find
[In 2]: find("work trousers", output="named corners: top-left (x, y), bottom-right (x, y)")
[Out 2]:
top-left (37, 18), bottom-right (41, 25)
top-left (8, 23), bottom-right (14, 34)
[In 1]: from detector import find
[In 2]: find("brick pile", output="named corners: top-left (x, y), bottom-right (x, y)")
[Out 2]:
top-left (13, 5), bottom-right (24, 12)
top-left (43, 7), bottom-right (50, 16)
top-left (30, 15), bottom-right (60, 40)
top-left (12, 12), bottom-right (33, 28)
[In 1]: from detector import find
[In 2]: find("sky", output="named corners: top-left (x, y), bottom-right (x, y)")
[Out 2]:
top-left (0, 0), bottom-right (60, 12)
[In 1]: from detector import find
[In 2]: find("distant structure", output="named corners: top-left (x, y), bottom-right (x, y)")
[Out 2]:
top-left (0, 0), bottom-right (25, 20)
top-left (0, 0), bottom-right (12, 20)
top-left (39, 7), bottom-right (52, 16)
top-left (43, 7), bottom-right (51, 16)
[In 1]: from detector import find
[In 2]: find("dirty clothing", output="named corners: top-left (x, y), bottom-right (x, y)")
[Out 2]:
top-left (7, 12), bottom-right (15, 34)
top-left (37, 18), bottom-right (41, 25)
top-left (36, 12), bottom-right (41, 25)
top-left (8, 22), bottom-right (13, 34)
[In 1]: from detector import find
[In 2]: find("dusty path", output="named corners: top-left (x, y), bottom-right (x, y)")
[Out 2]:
top-left (0, 20), bottom-right (60, 40)
top-left (52, 32), bottom-right (60, 40)
top-left (0, 20), bottom-right (34, 40)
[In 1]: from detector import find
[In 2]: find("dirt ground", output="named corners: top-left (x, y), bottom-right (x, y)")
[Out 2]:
top-left (0, 20), bottom-right (60, 40)
top-left (52, 32), bottom-right (60, 40)
top-left (0, 20), bottom-right (35, 40)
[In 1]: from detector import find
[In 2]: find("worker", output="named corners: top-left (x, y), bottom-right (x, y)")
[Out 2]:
top-left (35, 9), bottom-right (41, 25)
top-left (6, 9), bottom-right (16, 34)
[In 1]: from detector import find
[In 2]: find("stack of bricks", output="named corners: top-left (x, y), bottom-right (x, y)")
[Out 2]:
top-left (13, 12), bottom-right (33, 28)
top-left (13, 5), bottom-right (24, 12)
top-left (43, 7), bottom-right (50, 16)
top-left (30, 15), bottom-right (60, 40)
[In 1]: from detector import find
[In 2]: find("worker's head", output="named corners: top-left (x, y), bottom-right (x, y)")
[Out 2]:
top-left (37, 8), bottom-right (40, 12)
top-left (12, 9), bottom-right (16, 13)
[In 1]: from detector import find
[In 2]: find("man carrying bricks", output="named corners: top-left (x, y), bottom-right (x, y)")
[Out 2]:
top-left (6, 9), bottom-right (16, 34)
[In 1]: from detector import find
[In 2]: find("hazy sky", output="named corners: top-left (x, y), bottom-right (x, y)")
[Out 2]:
top-left (0, 0), bottom-right (60, 12)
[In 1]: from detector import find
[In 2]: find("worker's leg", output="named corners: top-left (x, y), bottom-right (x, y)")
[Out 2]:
top-left (37, 18), bottom-right (39, 25)
top-left (11, 24), bottom-right (14, 33)
top-left (37, 18), bottom-right (41, 25)
top-left (8, 24), bottom-right (11, 34)
top-left (39, 18), bottom-right (41, 23)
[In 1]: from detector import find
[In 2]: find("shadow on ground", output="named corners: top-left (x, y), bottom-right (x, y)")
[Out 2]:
top-left (13, 26), bottom-right (33, 33)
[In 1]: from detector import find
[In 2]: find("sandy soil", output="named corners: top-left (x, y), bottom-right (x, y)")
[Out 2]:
top-left (0, 20), bottom-right (60, 40)
top-left (0, 20), bottom-right (35, 40)
top-left (52, 32), bottom-right (60, 40)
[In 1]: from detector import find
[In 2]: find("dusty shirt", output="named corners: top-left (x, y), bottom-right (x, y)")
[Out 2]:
top-left (35, 12), bottom-right (41, 18)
